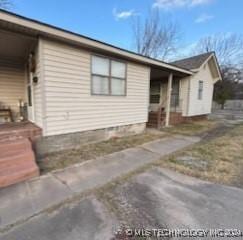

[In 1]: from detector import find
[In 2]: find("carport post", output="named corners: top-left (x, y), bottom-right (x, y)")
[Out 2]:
top-left (165, 73), bottom-right (173, 127)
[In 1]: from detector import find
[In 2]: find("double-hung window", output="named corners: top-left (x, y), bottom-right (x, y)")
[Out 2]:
top-left (91, 55), bottom-right (126, 96)
top-left (198, 80), bottom-right (203, 100)
top-left (150, 82), bottom-right (161, 104)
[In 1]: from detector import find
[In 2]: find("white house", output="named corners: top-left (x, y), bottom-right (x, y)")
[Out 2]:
top-left (0, 10), bottom-right (221, 187)
top-left (148, 52), bottom-right (222, 127)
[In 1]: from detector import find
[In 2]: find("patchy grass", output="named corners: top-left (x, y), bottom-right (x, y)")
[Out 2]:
top-left (38, 131), bottom-right (166, 174)
top-left (156, 123), bottom-right (243, 188)
top-left (163, 120), bottom-right (218, 136)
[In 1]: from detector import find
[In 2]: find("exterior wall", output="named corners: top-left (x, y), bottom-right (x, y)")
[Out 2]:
top-left (186, 63), bottom-right (214, 116)
top-left (180, 76), bottom-right (190, 116)
top-left (0, 58), bottom-right (26, 121)
top-left (41, 39), bottom-right (150, 136)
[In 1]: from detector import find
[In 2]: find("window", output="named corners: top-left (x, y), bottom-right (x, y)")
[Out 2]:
top-left (150, 82), bottom-right (161, 104)
top-left (198, 80), bottom-right (203, 100)
top-left (91, 56), bottom-right (126, 95)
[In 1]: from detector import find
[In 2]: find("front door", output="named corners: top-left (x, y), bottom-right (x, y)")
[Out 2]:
top-left (27, 72), bottom-right (34, 122)
top-left (171, 79), bottom-right (180, 110)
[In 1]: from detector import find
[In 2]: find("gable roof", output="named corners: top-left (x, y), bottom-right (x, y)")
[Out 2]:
top-left (170, 52), bottom-right (214, 70)
top-left (0, 9), bottom-right (193, 76)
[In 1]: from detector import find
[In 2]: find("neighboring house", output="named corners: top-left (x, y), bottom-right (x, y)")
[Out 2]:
top-left (0, 9), bottom-right (222, 185)
top-left (148, 52), bottom-right (222, 127)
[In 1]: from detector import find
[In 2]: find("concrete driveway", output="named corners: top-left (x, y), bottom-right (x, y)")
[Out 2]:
top-left (1, 167), bottom-right (243, 240)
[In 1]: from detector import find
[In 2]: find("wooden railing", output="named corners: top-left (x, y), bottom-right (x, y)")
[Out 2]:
top-left (156, 98), bottom-right (183, 129)
top-left (148, 95), bottom-right (183, 129)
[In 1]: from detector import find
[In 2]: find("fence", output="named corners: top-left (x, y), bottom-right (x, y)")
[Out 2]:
top-left (212, 100), bottom-right (243, 111)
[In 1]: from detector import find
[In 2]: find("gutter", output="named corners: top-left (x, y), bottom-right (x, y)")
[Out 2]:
top-left (0, 9), bottom-right (193, 76)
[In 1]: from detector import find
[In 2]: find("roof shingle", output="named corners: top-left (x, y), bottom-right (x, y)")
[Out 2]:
top-left (170, 52), bottom-right (214, 70)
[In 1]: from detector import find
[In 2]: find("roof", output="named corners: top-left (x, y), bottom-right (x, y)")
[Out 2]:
top-left (170, 52), bottom-right (214, 70)
top-left (0, 9), bottom-right (193, 76)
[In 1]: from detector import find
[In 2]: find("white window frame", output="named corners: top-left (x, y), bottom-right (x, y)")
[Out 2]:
top-left (91, 55), bottom-right (127, 96)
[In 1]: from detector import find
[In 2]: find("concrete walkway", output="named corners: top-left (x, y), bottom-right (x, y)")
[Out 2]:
top-left (0, 135), bottom-right (200, 231)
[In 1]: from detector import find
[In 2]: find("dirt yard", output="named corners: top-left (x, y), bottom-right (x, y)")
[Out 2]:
top-left (38, 131), bottom-right (167, 174)
top-left (157, 122), bottom-right (243, 188)
top-left (38, 119), bottom-right (243, 189)
top-left (163, 119), bottom-right (218, 136)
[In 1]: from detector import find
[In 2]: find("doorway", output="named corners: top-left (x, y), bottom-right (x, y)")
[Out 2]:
top-left (27, 70), bottom-right (35, 122)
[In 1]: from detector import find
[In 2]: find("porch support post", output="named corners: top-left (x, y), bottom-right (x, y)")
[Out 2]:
top-left (165, 73), bottom-right (173, 127)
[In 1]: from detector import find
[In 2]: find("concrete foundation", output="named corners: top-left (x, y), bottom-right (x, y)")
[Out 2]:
top-left (34, 123), bottom-right (146, 157)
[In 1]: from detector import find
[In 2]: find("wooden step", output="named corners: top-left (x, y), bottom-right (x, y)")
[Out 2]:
top-left (0, 122), bottom-right (42, 143)
top-left (0, 160), bottom-right (39, 188)
top-left (0, 138), bottom-right (40, 188)
top-left (0, 134), bottom-right (22, 143)
top-left (0, 149), bottom-right (35, 168)
top-left (0, 138), bottom-right (31, 157)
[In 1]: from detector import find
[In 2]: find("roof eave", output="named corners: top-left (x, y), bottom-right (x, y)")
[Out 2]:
top-left (0, 9), bottom-right (193, 76)
top-left (188, 53), bottom-right (222, 80)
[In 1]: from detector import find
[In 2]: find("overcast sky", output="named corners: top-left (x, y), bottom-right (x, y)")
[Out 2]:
top-left (10, 0), bottom-right (243, 58)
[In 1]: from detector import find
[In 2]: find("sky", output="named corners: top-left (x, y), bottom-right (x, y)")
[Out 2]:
top-left (7, 0), bottom-right (243, 60)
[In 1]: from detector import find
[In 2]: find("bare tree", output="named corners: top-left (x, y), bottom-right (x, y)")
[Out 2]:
top-left (192, 33), bottom-right (243, 104)
top-left (0, 0), bottom-right (12, 9)
top-left (132, 10), bottom-right (180, 61)
top-left (192, 33), bottom-right (243, 65)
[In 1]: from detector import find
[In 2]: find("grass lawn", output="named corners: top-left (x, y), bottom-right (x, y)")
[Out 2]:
top-left (163, 119), bottom-right (218, 136)
top-left (156, 123), bottom-right (243, 188)
top-left (38, 131), bottom-right (166, 174)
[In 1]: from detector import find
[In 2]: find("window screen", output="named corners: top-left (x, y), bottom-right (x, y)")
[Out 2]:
top-left (91, 56), bottom-right (126, 95)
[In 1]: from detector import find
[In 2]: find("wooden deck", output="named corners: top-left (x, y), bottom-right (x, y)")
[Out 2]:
top-left (0, 122), bottom-right (41, 188)
top-left (0, 122), bottom-right (42, 143)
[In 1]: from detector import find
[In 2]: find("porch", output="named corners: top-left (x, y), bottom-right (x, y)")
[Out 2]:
top-left (0, 121), bottom-right (42, 143)
top-left (0, 28), bottom-right (38, 124)
top-left (0, 28), bottom-right (43, 188)
top-left (147, 67), bottom-right (187, 129)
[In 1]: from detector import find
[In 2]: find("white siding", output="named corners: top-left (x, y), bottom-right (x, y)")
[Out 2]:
top-left (180, 76), bottom-right (190, 116)
top-left (42, 39), bottom-right (150, 136)
top-left (187, 63), bottom-right (214, 116)
top-left (0, 59), bottom-right (25, 120)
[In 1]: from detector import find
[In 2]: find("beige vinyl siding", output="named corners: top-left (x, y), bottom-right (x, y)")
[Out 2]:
top-left (0, 58), bottom-right (25, 120)
top-left (187, 63), bottom-right (214, 116)
top-left (180, 76), bottom-right (190, 116)
top-left (42, 39), bottom-right (150, 136)
top-left (33, 43), bottom-right (43, 127)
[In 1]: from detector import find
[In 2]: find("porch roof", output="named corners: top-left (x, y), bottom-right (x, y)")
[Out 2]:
top-left (0, 9), bottom-right (193, 77)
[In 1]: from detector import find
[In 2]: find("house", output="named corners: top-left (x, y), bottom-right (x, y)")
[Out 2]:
top-left (0, 10), bottom-right (222, 187)
top-left (148, 52), bottom-right (222, 127)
